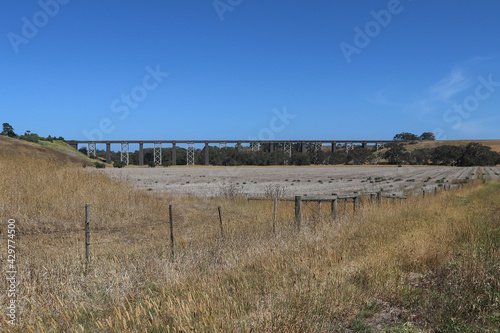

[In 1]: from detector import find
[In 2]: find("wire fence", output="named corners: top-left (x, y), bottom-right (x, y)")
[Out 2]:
top-left (0, 181), bottom-right (469, 269)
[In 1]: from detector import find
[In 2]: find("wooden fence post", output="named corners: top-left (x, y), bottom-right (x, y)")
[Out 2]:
top-left (85, 203), bottom-right (91, 269)
top-left (273, 198), bottom-right (277, 234)
top-left (295, 196), bottom-right (302, 230)
top-left (344, 199), bottom-right (347, 215)
top-left (318, 201), bottom-right (322, 219)
top-left (169, 205), bottom-right (174, 261)
top-left (331, 198), bottom-right (338, 220)
top-left (377, 190), bottom-right (382, 205)
top-left (354, 195), bottom-right (360, 211)
top-left (370, 193), bottom-right (376, 204)
top-left (218, 206), bottom-right (224, 239)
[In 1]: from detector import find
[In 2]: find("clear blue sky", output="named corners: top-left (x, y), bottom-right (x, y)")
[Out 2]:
top-left (1, 0), bottom-right (500, 141)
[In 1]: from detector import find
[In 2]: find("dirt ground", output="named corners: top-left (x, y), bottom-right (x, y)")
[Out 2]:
top-left (101, 165), bottom-right (500, 198)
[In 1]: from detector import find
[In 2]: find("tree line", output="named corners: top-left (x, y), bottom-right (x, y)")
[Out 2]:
top-left (2, 124), bottom-right (498, 167)
top-left (1, 123), bottom-right (64, 143)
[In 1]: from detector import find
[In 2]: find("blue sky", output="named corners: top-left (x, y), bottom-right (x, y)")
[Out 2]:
top-left (1, 0), bottom-right (500, 142)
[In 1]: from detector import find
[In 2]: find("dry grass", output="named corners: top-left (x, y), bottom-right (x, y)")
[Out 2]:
top-left (402, 139), bottom-right (500, 153)
top-left (0, 139), bottom-right (498, 332)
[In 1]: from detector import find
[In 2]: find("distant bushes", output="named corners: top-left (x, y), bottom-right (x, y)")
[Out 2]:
top-left (1, 123), bottom-right (65, 143)
top-left (113, 160), bottom-right (126, 168)
top-left (94, 162), bottom-right (106, 168)
top-left (384, 142), bottom-right (500, 166)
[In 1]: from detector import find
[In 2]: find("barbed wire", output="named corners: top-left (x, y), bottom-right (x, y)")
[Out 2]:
top-left (16, 231), bottom-right (83, 238)
top-left (91, 237), bottom-right (167, 245)
top-left (0, 205), bottom-right (84, 208)
top-left (0, 220), bottom-right (83, 225)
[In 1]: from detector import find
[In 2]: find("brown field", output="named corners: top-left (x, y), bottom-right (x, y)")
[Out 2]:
top-left (0, 136), bottom-right (498, 332)
top-left (102, 165), bottom-right (500, 197)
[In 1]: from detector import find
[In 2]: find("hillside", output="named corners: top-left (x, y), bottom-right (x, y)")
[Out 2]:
top-left (0, 135), bottom-right (96, 165)
top-left (401, 139), bottom-right (500, 153)
top-left (323, 139), bottom-right (500, 153)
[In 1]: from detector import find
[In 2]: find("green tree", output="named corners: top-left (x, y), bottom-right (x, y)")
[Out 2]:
top-left (328, 151), bottom-right (348, 165)
top-left (419, 132), bottom-right (436, 141)
top-left (457, 143), bottom-right (499, 166)
top-left (346, 147), bottom-right (373, 165)
top-left (430, 145), bottom-right (462, 166)
top-left (1, 123), bottom-right (16, 137)
top-left (384, 143), bottom-right (410, 164)
top-left (410, 148), bottom-right (431, 165)
top-left (290, 153), bottom-right (310, 165)
top-left (393, 132), bottom-right (419, 141)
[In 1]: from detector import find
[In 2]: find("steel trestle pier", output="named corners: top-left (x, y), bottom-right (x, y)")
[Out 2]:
top-left (68, 140), bottom-right (394, 166)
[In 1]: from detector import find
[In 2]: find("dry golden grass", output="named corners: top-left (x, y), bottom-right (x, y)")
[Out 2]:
top-left (0, 139), bottom-right (498, 332)
top-left (402, 139), bottom-right (500, 153)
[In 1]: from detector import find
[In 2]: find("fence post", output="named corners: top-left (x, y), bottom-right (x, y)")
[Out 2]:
top-left (422, 189), bottom-right (426, 198)
top-left (344, 199), bottom-right (347, 215)
top-left (85, 203), bottom-right (91, 269)
top-left (318, 201), bottom-right (322, 219)
top-left (370, 193), bottom-right (376, 204)
top-left (295, 196), bottom-right (302, 230)
top-left (218, 206), bottom-right (224, 239)
top-left (169, 205), bottom-right (174, 261)
top-left (377, 190), bottom-right (382, 205)
top-left (331, 198), bottom-right (338, 220)
top-left (273, 198), bottom-right (277, 234)
top-left (354, 195), bottom-right (360, 211)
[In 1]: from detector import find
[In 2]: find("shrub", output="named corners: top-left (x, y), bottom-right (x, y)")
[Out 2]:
top-left (289, 153), bottom-right (310, 165)
top-left (94, 162), bottom-right (105, 168)
top-left (113, 160), bottom-right (126, 168)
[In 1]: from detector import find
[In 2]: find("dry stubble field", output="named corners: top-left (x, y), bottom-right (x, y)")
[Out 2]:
top-left (102, 165), bottom-right (500, 197)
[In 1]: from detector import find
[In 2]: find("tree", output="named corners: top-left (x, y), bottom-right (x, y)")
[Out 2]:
top-left (346, 147), bottom-right (373, 165)
top-left (430, 145), bottom-right (463, 166)
top-left (1, 123), bottom-right (16, 137)
top-left (409, 148), bottom-right (431, 165)
top-left (328, 151), bottom-right (348, 165)
top-left (456, 143), bottom-right (499, 166)
top-left (419, 132), bottom-right (436, 141)
top-left (393, 132), bottom-right (419, 142)
top-left (384, 143), bottom-right (410, 164)
top-left (289, 153), bottom-right (310, 165)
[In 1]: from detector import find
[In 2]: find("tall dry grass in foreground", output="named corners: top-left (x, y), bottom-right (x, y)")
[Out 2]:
top-left (0, 150), bottom-right (498, 332)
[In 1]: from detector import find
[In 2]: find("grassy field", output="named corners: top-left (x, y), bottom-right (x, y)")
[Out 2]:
top-left (402, 139), bottom-right (500, 153)
top-left (0, 138), bottom-right (499, 332)
top-left (0, 136), bottom-right (95, 165)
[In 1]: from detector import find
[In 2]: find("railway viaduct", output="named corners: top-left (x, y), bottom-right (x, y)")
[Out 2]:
top-left (67, 140), bottom-right (394, 166)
